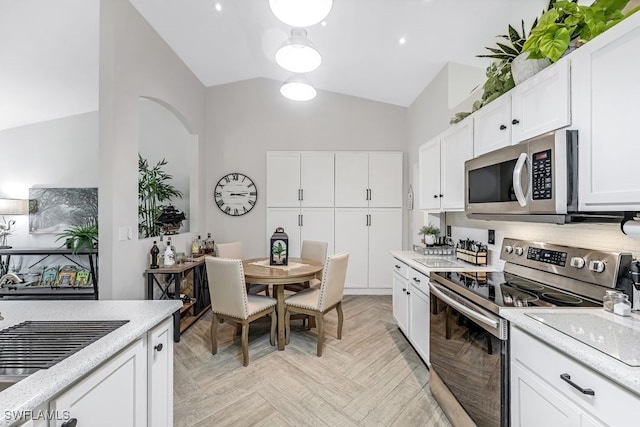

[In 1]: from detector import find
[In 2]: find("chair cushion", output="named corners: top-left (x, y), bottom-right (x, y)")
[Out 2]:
top-left (247, 294), bottom-right (277, 316)
top-left (309, 278), bottom-right (321, 289)
top-left (285, 288), bottom-right (321, 310)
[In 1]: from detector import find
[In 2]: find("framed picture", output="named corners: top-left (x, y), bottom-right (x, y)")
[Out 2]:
top-left (56, 270), bottom-right (77, 287)
top-left (76, 271), bottom-right (91, 287)
top-left (29, 187), bottom-right (98, 234)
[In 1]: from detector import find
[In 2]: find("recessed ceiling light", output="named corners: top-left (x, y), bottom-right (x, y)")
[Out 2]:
top-left (214, 2), bottom-right (222, 12)
top-left (280, 74), bottom-right (317, 101)
top-left (399, 37), bottom-right (406, 45)
top-left (321, 21), bottom-right (327, 27)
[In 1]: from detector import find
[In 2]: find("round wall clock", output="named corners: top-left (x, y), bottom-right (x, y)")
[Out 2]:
top-left (214, 173), bottom-right (257, 216)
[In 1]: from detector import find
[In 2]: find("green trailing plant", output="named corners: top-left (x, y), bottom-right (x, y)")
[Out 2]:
top-left (419, 223), bottom-right (441, 237)
top-left (138, 154), bottom-right (183, 238)
top-left (523, 0), bottom-right (638, 62)
top-left (56, 224), bottom-right (98, 255)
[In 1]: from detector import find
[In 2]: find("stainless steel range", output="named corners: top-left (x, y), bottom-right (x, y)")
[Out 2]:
top-left (428, 238), bottom-right (632, 427)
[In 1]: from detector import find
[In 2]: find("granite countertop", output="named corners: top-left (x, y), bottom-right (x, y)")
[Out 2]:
top-left (501, 307), bottom-right (640, 395)
top-left (0, 300), bottom-right (182, 427)
top-left (390, 250), bottom-right (498, 274)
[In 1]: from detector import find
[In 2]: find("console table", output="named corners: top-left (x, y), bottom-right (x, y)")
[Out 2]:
top-left (145, 257), bottom-right (211, 342)
top-left (0, 247), bottom-right (99, 300)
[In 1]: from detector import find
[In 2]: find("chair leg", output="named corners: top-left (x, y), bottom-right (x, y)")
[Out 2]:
top-left (270, 309), bottom-right (277, 346)
top-left (235, 323), bottom-right (242, 336)
top-left (210, 314), bottom-right (218, 355)
top-left (316, 314), bottom-right (325, 357)
top-left (241, 321), bottom-right (249, 367)
top-left (285, 309), bottom-right (292, 345)
top-left (336, 302), bottom-right (344, 340)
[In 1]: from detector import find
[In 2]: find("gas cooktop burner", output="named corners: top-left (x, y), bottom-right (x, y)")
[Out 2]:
top-left (541, 292), bottom-right (583, 305)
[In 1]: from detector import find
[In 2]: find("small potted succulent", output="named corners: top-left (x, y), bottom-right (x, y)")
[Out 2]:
top-left (419, 224), bottom-right (441, 246)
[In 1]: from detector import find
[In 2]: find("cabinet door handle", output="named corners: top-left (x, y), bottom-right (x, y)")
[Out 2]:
top-left (61, 419), bottom-right (78, 427)
top-left (406, 291), bottom-right (411, 295)
top-left (512, 119), bottom-right (520, 125)
top-left (433, 194), bottom-right (438, 199)
top-left (368, 189), bottom-right (372, 201)
top-left (394, 265), bottom-right (401, 269)
top-left (402, 288), bottom-right (406, 292)
top-left (413, 277), bottom-right (420, 283)
top-left (499, 124), bottom-right (507, 130)
top-left (300, 214), bottom-right (303, 227)
top-left (560, 373), bottom-right (595, 395)
top-left (368, 214), bottom-right (371, 226)
top-left (154, 343), bottom-right (164, 352)
top-left (300, 189), bottom-right (303, 201)
top-left (439, 194), bottom-right (443, 198)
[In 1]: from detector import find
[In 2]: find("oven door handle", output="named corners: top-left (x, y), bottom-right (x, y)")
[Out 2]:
top-left (513, 152), bottom-right (529, 208)
top-left (429, 283), bottom-right (499, 329)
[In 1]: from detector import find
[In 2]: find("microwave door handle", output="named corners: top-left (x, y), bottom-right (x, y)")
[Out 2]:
top-left (513, 152), bottom-right (529, 207)
top-left (429, 283), bottom-right (499, 329)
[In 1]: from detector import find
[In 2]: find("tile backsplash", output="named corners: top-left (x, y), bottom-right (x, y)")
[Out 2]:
top-left (444, 212), bottom-right (640, 268)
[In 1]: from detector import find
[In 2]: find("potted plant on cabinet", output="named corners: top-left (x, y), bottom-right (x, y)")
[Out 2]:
top-left (56, 224), bottom-right (98, 255)
top-left (419, 224), bottom-right (441, 246)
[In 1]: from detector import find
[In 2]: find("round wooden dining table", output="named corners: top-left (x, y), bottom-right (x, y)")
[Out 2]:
top-left (243, 257), bottom-right (323, 351)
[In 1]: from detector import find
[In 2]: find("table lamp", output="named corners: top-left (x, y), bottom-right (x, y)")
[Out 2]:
top-left (0, 198), bottom-right (29, 249)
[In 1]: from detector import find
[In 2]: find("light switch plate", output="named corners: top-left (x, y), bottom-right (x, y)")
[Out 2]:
top-left (488, 229), bottom-right (495, 245)
top-left (446, 225), bottom-right (452, 237)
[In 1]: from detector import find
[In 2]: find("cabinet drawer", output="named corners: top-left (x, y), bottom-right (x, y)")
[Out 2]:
top-left (408, 268), bottom-right (429, 296)
top-left (511, 326), bottom-right (640, 426)
top-left (391, 258), bottom-right (409, 279)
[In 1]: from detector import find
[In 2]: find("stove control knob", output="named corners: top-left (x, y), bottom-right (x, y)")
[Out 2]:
top-left (514, 247), bottom-right (524, 256)
top-left (504, 246), bottom-right (514, 254)
top-left (570, 257), bottom-right (586, 269)
top-left (588, 260), bottom-right (606, 273)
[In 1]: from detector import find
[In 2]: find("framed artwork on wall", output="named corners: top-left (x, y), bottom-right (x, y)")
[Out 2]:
top-left (29, 187), bottom-right (98, 234)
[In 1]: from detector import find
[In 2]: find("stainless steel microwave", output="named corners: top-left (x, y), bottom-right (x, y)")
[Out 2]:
top-left (465, 130), bottom-right (580, 224)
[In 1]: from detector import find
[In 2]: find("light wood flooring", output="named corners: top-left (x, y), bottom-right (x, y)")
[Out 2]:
top-left (173, 295), bottom-right (451, 427)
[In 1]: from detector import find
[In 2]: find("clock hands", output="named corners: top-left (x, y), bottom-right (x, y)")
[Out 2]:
top-left (229, 192), bottom-right (248, 196)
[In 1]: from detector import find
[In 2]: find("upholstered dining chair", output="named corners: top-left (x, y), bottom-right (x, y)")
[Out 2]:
top-left (205, 257), bottom-right (276, 366)
top-left (284, 251), bottom-right (349, 356)
top-left (215, 241), bottom-right (269, 296)
top-left (284, 240), bottom-right (328, 292)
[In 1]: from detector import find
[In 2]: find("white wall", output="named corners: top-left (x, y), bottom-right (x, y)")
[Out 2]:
top-left (99, 0), bottom-right (206, 300)
top-left (205, 78), bottom-right (408, 259)
top-left (0, 111), bottom-right (99, 248)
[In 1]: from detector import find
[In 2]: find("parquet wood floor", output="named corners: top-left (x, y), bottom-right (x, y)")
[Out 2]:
top-left (174, 295), bottom-right (451, 427)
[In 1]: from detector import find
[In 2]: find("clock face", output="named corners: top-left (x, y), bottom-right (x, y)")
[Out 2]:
top-left (214, 173), bottom-right (257, 216)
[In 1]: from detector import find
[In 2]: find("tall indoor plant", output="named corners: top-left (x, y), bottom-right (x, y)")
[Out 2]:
top-left (138, 154), bottom-right (183, 238)
top-left (56, 224), bottom-right (99, 254)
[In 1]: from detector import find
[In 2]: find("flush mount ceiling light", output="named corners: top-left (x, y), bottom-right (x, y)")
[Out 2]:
top-left (269, 0), bottom-right (333, 27)
top-left (280, 74), bottom-right (317, 101)
top-left (275, 28), bottom-right (322, 73)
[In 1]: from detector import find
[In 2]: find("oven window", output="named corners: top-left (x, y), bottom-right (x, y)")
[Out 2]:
top-left (430, 296), bottom-right (506, 427)
top-left (468, 159), bottom-right (517, 203)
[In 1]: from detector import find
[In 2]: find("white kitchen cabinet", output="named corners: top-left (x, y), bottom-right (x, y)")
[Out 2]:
top-left (510, 58), bottom-right (571, 144)
top-left (473, 94), bottom-right (512, 156)
top-left (511, 326), bottom-right (640, 427)
top-left (50, 339), bottom-right (147, 427)
top-left (335, 208), bottom-right (401, 290)
top-left (419, 120), bottom-right (473, 212)
top-left (266, 207), bottom-right (334, 258)
top-left (335, 152), bottom-right (403, 208)
top-left (418, 137), bottom-right (440, 211)
top-left (391, 257), bottom-right (430, 365)
top-left (148, 319), bottom-right (173, 427)
top-left (572, 12), bottom-right (640, 211)
top-left (266, 152), bottom-right (334, 208)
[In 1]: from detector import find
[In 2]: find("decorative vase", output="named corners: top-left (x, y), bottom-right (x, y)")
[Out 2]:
top-left (511, 52), bottom-right (551, 85)
top-left (425, 234), bottom-right (436, 246)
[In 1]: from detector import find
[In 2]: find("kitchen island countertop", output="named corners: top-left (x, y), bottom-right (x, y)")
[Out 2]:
top-left (501, 307), bottom-right (640, 396)
top-left (0, 300), bottom-right (182, 426)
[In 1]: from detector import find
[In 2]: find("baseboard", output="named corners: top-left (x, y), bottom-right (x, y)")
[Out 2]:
top-left (343, 288), bottom-right (391, 296)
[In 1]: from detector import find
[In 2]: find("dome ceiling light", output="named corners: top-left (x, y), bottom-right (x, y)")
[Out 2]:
top-left (280, 74), bottom-right (317, 101)
top-left (269, 0), bottom-right (333, 27)
top-left (275, 28), bottom-right (322, 73)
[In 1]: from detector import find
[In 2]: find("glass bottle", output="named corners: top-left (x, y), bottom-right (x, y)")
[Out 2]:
top-left (149, 241), bottom-right (160, 269)
top-left (603, 290), bottom-right (619, 312)
top-left (158, 235), bottom-right (166, 267)
top-left (164, 243), bottom-right (175, 267)
top-left (613, 293), bottom-right (632, 317)
top-left (192, 235), bottom-right (202, 256)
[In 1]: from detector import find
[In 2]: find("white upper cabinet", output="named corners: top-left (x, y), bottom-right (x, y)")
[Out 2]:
top-left (473, 94), bottom-right (512, 156)
top-left (572, 12), bottom-right (640, 211)
top-left (266, 152), bottom-right (334, 207)
top-left (335, 152), bottom-right (403, 208)
top-left (441, 120), bottom-right (474, 211)
top-left (511, 58), bottom-right (571, 143)
top-left (419, 119), bottom-right (473, 212)
top-left (418, 137), bottom-right (441, 211)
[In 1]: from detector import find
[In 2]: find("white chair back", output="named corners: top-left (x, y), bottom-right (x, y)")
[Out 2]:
top-left (301, 240), bottom-right (328, 281)
top-left (317, 252), bottom-right (349, 311)
top-left (205, 257), bottom-right (249, 319)
top-left (216, 241), bottom-right (244, 259)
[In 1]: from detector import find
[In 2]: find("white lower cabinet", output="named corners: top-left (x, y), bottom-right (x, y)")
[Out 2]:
top-left (511, 326), bottom-right (640, 427)
top-left (47, 318), bottom-right (174, 427)
top-left (391, 257), bottom-right (430, 365)
top-left (50, 339), bottom-right (147, 427)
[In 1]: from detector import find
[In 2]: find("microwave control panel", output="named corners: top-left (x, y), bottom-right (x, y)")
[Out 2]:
top-left (532, 149), bottom-right (552, 200)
